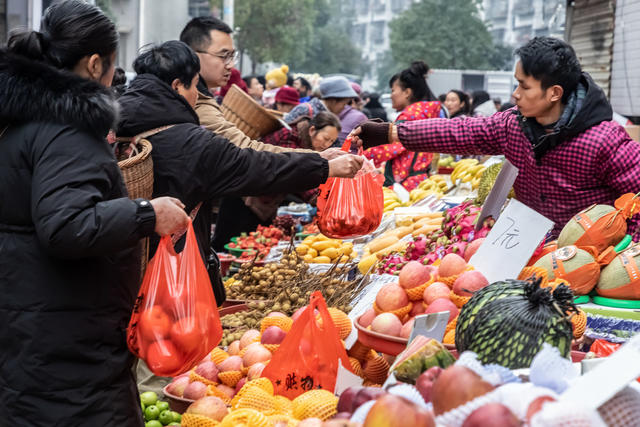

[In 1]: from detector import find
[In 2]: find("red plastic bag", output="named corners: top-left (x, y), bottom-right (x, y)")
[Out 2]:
top-left (316, 138), bottom-right (384, 239)
top-left (590, 339), bottom-right (622, 357)
top-left (261, 291), bottom-right (352, 399)
top-left (127, 221), bottom-right (222, 376)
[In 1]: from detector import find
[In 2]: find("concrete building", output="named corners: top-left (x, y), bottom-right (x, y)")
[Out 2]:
top-left (481, 0), bottom-right (566, 46)
top-left (0, 0), bottom-right (201, 71)
top-left (348, 0), bottom-right (415, 89)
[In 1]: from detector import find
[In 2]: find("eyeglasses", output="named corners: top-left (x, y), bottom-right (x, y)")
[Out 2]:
top-left (197, 49), bottom-right (238, 65)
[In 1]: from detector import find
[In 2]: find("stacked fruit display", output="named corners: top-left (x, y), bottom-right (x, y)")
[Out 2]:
top-left (450, 158), bottom-right (486, 190)
top-left (139, 391), bottom-right (181, 426)
top-left (383, 187), bottom-right (403, 213)
top-left (409, 175), bottom-right (448, 202)
top-left (228, 225), bottom-right (285, 261)
top-left (225, 249), bottom-right (366, 322)
top-left (377, 201), bottom-right (492, 275)
top-left (295, 234), bottom-right (357, 264)
top-left (360, 255), bottom-right (489, 346)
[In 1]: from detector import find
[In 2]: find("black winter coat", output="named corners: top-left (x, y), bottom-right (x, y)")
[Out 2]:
top-left (116, 75), bottom-right (329, 302)
top-left (0, 51), bottom-right (154, 425)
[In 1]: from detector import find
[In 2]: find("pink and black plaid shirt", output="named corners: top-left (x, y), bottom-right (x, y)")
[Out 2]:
top-left (397, 110), bottom-right (640, 239)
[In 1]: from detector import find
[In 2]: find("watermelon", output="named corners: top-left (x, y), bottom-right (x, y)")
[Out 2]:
top-left (455, 278), bottom-right (576, 369)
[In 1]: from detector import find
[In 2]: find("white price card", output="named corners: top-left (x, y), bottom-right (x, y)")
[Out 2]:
top-left (334, 359), bottom-right (363, 396)
top-left (469, 199), bottom-right (553, 283)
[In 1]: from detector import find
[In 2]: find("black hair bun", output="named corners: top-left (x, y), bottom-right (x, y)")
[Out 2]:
top-left (7, 30), bottom-right (47, 61)
top-left (409, 60), bottom-right (429, 77)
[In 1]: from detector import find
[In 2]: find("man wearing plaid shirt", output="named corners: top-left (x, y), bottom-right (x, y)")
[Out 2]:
top-left (356, 37), bottom-right (640, 239)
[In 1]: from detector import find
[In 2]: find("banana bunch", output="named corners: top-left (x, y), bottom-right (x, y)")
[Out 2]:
top-left (451, 159), bottom-right (485, 190)
top-left (383, 187), bottom-right (402, 213)
top-left (409, 175), bottom-right (448, 202)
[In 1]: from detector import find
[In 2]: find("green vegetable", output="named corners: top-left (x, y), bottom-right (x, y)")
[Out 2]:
top-left (455, 277), bottom-right (576, 369)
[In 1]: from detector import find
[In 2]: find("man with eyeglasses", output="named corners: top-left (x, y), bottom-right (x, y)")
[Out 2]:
top-left (179, 17), bottom-right (347, 251)
top-left (180, 17), bottom-right (341, 158)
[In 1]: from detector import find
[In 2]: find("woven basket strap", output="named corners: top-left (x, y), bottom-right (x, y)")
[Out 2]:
top-left (115, 124), bottom-right (176, 143)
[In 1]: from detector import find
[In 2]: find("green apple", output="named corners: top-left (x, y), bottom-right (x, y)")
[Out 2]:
top-left (171, 411), bottom-right (181, 423)
top-left (158, 410), bottom-right (173, 425)
top-left (156, 401), bottom-right (169, 412)
top-left (140, 391), bottom-right (158, 407)
top-left (146, 421), bottom-right (163, 427)
top-left (144, 405), bottom-right (160, 421)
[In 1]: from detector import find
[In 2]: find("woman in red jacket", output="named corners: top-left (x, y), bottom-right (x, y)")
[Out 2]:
top-left (364, 61), bottom-right (445, 190)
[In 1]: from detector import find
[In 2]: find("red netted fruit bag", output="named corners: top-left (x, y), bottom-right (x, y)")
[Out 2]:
top-left (261, 291), bottom-right (352, 399)
top-left (316, 138), bottom-right (384, 238)
top-left (127, 221), bottom-right (222, 376)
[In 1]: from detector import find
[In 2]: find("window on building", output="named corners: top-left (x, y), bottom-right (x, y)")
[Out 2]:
top-left (488, 0), bottom-right (508, 19)
top-left (371, 21), bottom-right (385, 44)
top-left (6, 0), bottom-right (27, 35)
top-left (356, 0), bottom-right (370, 15)
top-left (189, 0), bottom-right (212, 18)
top-left (373, 0), bottom-right (386, 13)
top-left (351, 23), bottom-right (367, 46)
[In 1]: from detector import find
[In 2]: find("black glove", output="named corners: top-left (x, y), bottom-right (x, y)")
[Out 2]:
top-left (359, 119), bottom-right (392, 149)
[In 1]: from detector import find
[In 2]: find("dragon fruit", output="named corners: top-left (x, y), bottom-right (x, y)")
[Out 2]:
top-left (376, 201), bottom-right (495, 273)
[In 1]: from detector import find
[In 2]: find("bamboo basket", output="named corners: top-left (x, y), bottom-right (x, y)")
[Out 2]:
top-left (221, 84), bottom-right (282, 139)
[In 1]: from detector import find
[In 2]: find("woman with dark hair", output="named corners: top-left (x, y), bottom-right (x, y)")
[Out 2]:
top-left (470, 90), bottom-right (497, 117)
top-left (117, 41), bottom-right (364, 292)
top-left (363, 92), bottom-right (388, 121)
top-left (364, 61), bottom-right (445, 190)
top-left (444, 90), bottom-right (471, 118)
top-left (0, 1), bottom-right (189, 425)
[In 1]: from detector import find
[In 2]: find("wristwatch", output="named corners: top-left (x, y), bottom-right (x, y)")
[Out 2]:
top-left (134, 198), bottom-right (156, 234)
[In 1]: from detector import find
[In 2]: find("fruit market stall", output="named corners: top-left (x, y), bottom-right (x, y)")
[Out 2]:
top-left (136, 159), bottom-right (640, 427)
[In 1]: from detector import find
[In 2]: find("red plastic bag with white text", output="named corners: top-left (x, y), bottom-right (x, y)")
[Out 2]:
top-left (127, 221), bottom-right (222, 376)
top-left (261, 291), bottom-right (353, 399)
top-left (316, 138), bottom-right (384, 238)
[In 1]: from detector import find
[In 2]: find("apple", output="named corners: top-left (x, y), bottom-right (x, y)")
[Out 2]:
top-left (464, 238), bottom-right (485, 262)
top-left (166, 376), bottom-right (190, 397)
top-left (140, 391), bottom-right (158, 406)
top-left (195, 361), bottom-right (218, 383)
top-left (376, 283), bottom-right (409, 311)
top-left (235, 377), bottom-right (247, 393)
top-left (461, 403), bottom-right (521, 427)
top-left (218, 355), bottom-right (243, 372)
top-left (438, 253), bottom-right (467, 277)
top-left (410, 302), bottom-right (426, 317)
top-left (399, 261), bottom-right (434, 289)
top-left (363, 394), bottom-right (435, 427)
top-left (400, 318), bottom-right (415, 339)
top-left (431, 365), bottom-right (495, 415)
top-left (371, 313), bottom-right (403, 337)
top-left (186, 396), bottom-right (229, 421)
top-left (145, 340), bottom-right (183, 376)
top-left (242, 342), bottom-right (272, 367)
top-left (228, 340), bottom-right (241, 355)
top-left (452, 271), bottom-right (489, 297)
top-left (415, 366), bottom-right (443, 403)
top-left (247, 362), bottom-right (266, 380)
top-left (216, 383), bottom-right (236, 399)
top-left (261, 326), bottom-right (287, 344)
top-left (425, 298), bottom-right (458, 323)
top-left (139, 306), bottom-right (172, 341)
top-left (423, 282), bottom-right (451, 305)
top-left (337, 387), bottom-right (360, 413)
top-left (353, 387), bottom-right (387, 411)
top-left (240, 329), bottom-right (261, 349)
top-left (183, 381), bottom-right (208, 400)
top-left (359, 308), bottom-right (377, 328)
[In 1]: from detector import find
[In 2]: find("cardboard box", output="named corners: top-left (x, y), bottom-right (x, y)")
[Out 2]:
top-left (625, 125), bottom-right (640, 142)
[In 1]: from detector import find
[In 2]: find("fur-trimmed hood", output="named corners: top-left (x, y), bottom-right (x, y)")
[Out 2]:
top-left (0, 49), bottom-right (118, 139)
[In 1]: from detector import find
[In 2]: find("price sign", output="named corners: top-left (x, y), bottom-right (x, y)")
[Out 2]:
top-left (469, 199), bottom-right (553, 283)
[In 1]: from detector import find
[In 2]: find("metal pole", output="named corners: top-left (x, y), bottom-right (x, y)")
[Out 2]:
top-left (223, 0), bottom-right (233, 30)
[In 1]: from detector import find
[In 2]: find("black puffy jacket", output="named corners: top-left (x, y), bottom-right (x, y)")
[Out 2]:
top-left (0, 51), bottom-right (155, 425)
top-left (117, 74), bottom-right (329, 302)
